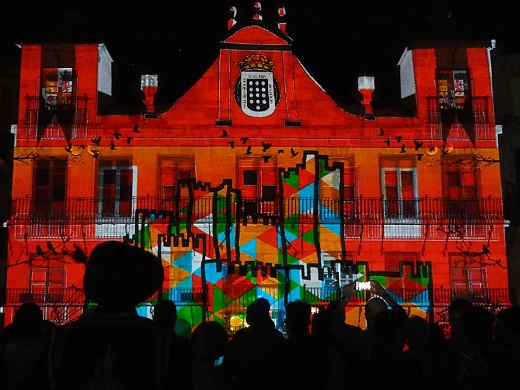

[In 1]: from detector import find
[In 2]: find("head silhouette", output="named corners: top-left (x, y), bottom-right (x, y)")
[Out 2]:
top-left (13, 302), bottom-right (43, 325)
top-left (365, 297), bottom-right (388, 329)
top-left (153, 300), bottom-right (178, 328)
top-left (246, 298), bottom-right (271, 327)
top-left (448, 298), bottom-right (473, 340)
top-left (285, 300), bottom-right (311, 336)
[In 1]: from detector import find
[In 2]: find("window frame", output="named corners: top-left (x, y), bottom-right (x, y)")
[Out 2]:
top-left (442, 157), bottom-right (480, 220)
top-left (158, 156), bottom-right (195, 211)
top-left (97, 158), bottom-right (134, 218)
top-left (237, 157), bottom-right (278, 216)
top-left (380, 157), bottom-right (419, 220)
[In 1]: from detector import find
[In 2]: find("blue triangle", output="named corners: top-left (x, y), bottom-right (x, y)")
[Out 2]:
top-left (173, 251), bottom-right (193, 272)
top-left (192, 262), bottom-right (222, 284)
top-left (240, 238), bottom-right (257, 259)
top-left (319, 204), bottom-right (340, 222)
top-left (322, 223), bottom-right (341, 236)
top-left (298, 183), bottom-right (315, 213)
top-left (217, 226), bottom-right (235, 247)
top-left (408, 289), bottom-right (430, 306)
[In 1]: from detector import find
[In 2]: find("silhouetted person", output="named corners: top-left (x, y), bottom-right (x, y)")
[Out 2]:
top-left (190, 321), bottom-right (229, 390)
top-left (448, 298), bottom-right (473, 348)
top-left (366, 309), bottom-right (408, 390)
top-left (0, 302), bottom-right (55, 390)
top-left (451, 305), bottom-right (498, 390)
top-left (402, 315), bottom-right (445, 390)
top-left (441, 298), bottom-right (473, 385)
top-left (52, 241), bottom-right (164, 390)
top-left (223, 298), bottom-right (285, 390)
top-left (284, 300), bottom-right (327, 390)
top-left (154, 299), bottom-right (193, 390)
top-left (342, 279), bottom-right (407, 350)
top-left (494, 305), bottom-right (520, 387)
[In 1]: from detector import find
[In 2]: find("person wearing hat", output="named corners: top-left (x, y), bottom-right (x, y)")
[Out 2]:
top-left (52, 241), bottom-right (165, 390)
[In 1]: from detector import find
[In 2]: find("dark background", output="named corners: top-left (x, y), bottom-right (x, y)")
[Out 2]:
top-left (1, 0), bottom-right (519, 108)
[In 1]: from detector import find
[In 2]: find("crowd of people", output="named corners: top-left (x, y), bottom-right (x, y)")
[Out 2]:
top-left (0, 241), bottom-right (519, 389)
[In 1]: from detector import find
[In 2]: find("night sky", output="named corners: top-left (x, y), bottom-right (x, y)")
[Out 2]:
top-left (1, 0), bottom-right (519, 108)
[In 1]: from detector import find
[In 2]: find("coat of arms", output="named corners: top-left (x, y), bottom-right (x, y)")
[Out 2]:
top-left (234, 54), bottom-right (280, 117)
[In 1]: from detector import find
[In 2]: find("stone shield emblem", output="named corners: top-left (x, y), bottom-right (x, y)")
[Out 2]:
top-left (240, 71), bottom-right (276, 117)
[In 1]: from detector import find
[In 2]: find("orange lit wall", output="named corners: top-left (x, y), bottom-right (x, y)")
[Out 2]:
top-left (5, 24), bottom-right (509, 327)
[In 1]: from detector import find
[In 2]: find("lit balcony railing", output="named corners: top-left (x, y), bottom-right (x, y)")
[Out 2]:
top-left (425, 96), bottom-right (493, 141)
top-left (20, 94), bottom-right (89, 140)
top-left (4, 287), bottom-right (86, 305)
top-left (302, 287), bottom-right (512, 306)
top-left (5, 287), bottom-right (512, 308)
top-left (10, 196), bottom-right (504, 228)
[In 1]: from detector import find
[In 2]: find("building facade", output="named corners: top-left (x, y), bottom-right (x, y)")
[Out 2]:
top-left (4, 8), bottom-right (510, 330)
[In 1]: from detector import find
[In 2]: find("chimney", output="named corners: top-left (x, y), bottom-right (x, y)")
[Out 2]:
top-left (278, 7), bottom-right (287, 33)
top-left (253, 1), bottom-right (262, 20)
top-left (141, 74), bottom-right (158, 117)
top-left (228, 6), bottom-right (237, 30)
top-left (358, 76), bottom-right (375, 119)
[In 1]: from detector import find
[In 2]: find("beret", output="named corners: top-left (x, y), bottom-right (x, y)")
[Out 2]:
top-left (84, 241), bottom-right (164, 307)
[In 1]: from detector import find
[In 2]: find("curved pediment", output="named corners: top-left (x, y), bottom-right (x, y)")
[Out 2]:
top-left (223, 24), bottom-right (291, 46)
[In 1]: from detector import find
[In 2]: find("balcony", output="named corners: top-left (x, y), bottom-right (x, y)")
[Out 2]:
top-left (9, 196), bottom-right (504, 239)
top-left (5, 287), bottom-right (85, 305)
top-left (425, 96), bottom-right (493, 141)
top-left (5, 287), bottom-right (511, 312)
top-left (302, 287), bottom-right (512, 306)
top-left (19, 94), bottom-right (89, 140)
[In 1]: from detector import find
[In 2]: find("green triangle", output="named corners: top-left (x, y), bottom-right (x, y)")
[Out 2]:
top-left (216, 222), bottom-right (227, 235)
top-left (300, 285), bottom-right (320, 305)
top-left (407, 274), bottom-right (430, 287)
top-left (284, 224), bottom-right (300, 238)
top-left (285, 215), bottom-right (299, 225)
top-left (242, 288), bottom-right (258, 306)
top-left (212, 285), bottom-right (228, 312)
top-left (371, 276), bottom-right (388, 288)
top-left (282, 171), bottom-right (299, 189)
top-left (286, 253), bottom-right (299, 265)
top-left (178, 304), bottom-right (203, 328)
top-left (319, 158), bottom-right (333, 178)
top-left (302, 229), bottom-right (316, 245)
top-left (215, 194), bottom-right (228, 213)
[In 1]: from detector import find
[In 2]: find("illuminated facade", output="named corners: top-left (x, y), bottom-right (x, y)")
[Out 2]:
top-left (4, 7), bottom-right (510, 329)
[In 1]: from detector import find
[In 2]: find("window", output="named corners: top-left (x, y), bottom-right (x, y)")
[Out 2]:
top-left (322, 253), bottom-right (356, 290)
top-left (436, 69), bottom-right (470, 110)
top-left (28, 265), bottom-right (67, 321)
top-left (443, 158), bottom-right (479, 219)
top-left (450, 254), bottom-right (487, 291)
top-left (158, 157), bottom-right (194, 210)
top-left (329, 157), bottom-right (358, 221)
top-left (33, 159), bottom-right (67, 215)
top-left (41, 68), bottom-right (74, 108)
top-left (385, 252), bottom-right (420, 273)
top-left (29, 266), bottom-right (65, 294)
top-left (98, 159), bottom-right (133, 217)
top-left (238, 158), bottom-right (277, 216)
top-left (380, 157), bottom-right (418, 219)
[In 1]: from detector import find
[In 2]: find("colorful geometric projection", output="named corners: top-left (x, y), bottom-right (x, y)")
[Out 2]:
top-left (128, 151), bottom-right (432, 328)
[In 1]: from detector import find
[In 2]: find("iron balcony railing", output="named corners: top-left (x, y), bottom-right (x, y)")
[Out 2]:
top-left (21, 94), bottom-right (89, 140)
top-left (10, 196), bottom-right (505, 226)
top-left (426, 96), bottom-right (492, 141)
top-left (4, 287), bottom-right (86, 305)
top-left (5, 287), bottom-right (511, 307)
top-left (299, 287), bottom-right (512, 306)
